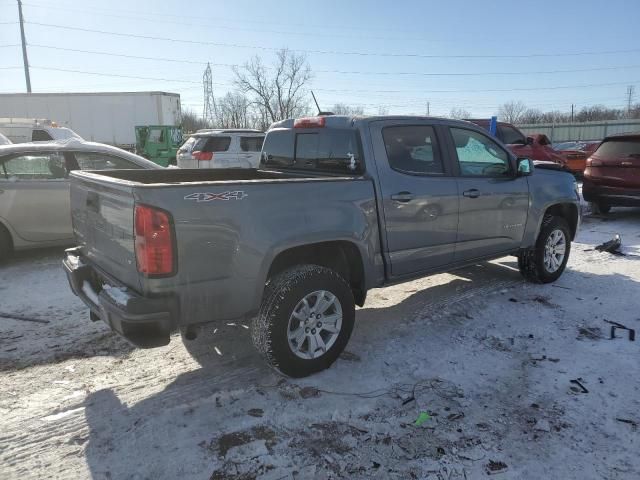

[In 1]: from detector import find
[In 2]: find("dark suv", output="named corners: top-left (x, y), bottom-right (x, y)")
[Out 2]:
top-left (582, 132), bottom-right (640, 213)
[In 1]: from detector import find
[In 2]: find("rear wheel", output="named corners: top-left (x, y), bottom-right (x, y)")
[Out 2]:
top-left (252, 265), bottom-right (355, 378)
top-left (590, 201), bottom-right (611, 214)
top-left (518, 215), bottom-right (571, 284)
top-left (0, 224), bottom-right (13, 262)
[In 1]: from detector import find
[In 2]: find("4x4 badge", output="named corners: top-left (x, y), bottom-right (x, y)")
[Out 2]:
top-left (184, 191), bottom-right (248, 202)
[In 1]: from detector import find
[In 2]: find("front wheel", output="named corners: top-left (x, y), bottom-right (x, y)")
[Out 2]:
top-left (252, 265), bottom-right (355, 378)
top-left (518, 215), bottom-right (571, 284)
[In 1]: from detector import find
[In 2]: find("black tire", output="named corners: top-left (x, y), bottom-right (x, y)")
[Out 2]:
top-left (518, 215), bottom-right (571, 284)
top-left (252, 264), bottom-right (355, 378)
top-left (590, 201), bottom-right (611, 214)
top-left (0, 224), bottom-right (13, 262)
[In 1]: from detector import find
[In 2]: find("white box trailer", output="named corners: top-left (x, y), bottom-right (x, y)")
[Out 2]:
top-left (0, 92), bottom-right (181, 148)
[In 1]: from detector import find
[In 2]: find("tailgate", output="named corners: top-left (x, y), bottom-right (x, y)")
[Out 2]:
top-left (70, 172), bottom-right (141, 292)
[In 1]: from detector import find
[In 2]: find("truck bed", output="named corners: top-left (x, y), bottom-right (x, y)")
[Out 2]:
top-left (83, 168), bottom-right (344, 185)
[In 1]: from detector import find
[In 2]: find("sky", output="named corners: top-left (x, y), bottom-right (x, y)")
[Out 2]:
top-left (1, 0), bottom-right (640, 118)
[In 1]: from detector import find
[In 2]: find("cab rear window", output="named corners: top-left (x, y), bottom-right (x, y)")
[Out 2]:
top-left (262, 129), bottom-right (363, 174)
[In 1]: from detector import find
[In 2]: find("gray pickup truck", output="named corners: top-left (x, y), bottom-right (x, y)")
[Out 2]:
top-left (63, 115), bottom-right (580, 377)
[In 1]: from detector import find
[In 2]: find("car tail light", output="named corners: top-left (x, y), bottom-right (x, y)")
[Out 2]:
top-left (135, 204), bottom-right (175, 276)
top-left (294, 116), bottom-right (326, 128)
top-left (587, 158), bottom-right (602, 167)
top-left (192, 150), bottom-right (213, 161)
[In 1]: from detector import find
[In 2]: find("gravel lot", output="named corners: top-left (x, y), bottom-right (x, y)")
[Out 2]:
top-left (1, 208), bottom-right (639, 479)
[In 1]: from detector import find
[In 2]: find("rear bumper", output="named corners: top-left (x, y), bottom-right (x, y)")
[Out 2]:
top-left (582, 180), bottom-right (640, 206)
top-left (63, 247), bottom-right (178, 348)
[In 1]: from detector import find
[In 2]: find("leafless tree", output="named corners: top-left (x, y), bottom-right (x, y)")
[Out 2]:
top-left (213, 92), bottom-right (253, 129)
top-left (332, 103), bottom-right (365, 115)
top-left (234, 49), bottom-right (312, 127)
top-left (377, 106), bottom-right (389, 116)
top-left (181, 109), bottom-right (209, 133)
top-left (449, 107), bottom-right (471, 119)
top-left (498, 101), bottom-right (528, 124)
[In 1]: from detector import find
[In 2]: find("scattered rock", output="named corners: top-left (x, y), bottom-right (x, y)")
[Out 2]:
top-left (486, 460), bottom-right (508, 475)
top-left (248, 408), bottom-right (264, 418)
top-left (299, 386), bottom-right (321, 399)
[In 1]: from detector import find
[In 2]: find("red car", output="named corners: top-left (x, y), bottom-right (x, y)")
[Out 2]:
top-left (468, 119), bottom-right (568, 167)
top-left (582, 132), bottom-right (640, 213)
top-left (554, 141), bottom-right (601, 175)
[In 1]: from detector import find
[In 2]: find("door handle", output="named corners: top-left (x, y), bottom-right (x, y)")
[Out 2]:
top-left (462, 189), bottom-right (480, 198)
top-left (390, 192), bottom-right (414, 203)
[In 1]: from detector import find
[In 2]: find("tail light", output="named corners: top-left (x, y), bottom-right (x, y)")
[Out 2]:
top-left (134, 204), bottom-right (175, 276)
top-left (587, 158), bottom-right (602, 167)
top-left (192, 150), bottom-right (213, 161)
top-left (294, 116), bottom-right (326, 128)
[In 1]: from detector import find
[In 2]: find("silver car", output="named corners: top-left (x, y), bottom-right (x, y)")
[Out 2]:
top-left (0, 139), bottom-right (160, 260)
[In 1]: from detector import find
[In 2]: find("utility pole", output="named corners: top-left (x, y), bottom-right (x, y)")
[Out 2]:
top-left (626, 85), bottom-right (635, 117)
top-left (570, 104), bottom-right (574, 123)
top-left (203, 63), bottom-right (215, 126)
top-left (426, 101), bottom-right (430, 116)
top-left (17, 0), bottom-right (31, 93)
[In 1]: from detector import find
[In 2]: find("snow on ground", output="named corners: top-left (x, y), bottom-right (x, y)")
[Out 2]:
top-left (1, 209), bottom-right (639, 479)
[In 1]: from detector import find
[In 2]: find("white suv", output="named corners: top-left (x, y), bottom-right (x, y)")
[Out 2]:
top-left (177, 129), bottom-right (265, 169)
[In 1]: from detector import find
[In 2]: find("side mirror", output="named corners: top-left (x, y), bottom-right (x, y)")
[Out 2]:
top-left (516, 157), bottom-right (533, 176)
top-left (526, 136), bottom-right (534, 145)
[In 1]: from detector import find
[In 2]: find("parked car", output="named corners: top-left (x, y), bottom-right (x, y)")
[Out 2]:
top-left (0, 118), bottom-right (82, 143)
top-left (177, 129), bottom-right (265, 169)
top-left (63, 115), bottom-right (580, 378)
top-left (582, 132), bottom-right (640, 213)
top-left (0, 139), bottom-right (161, 261)
top-left (553, 140), bottom-right (600, 175)
top-left (0, 132), bottom-right (11, 145)
top-left (468, 119), bottom-right (568, 167)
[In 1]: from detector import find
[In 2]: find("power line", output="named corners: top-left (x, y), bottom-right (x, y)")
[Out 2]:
top-left (26, 21), bottom-right (640, 60)
top-left (29, 65), bottom-right (640, 96)
top-left (30, 66), bottom-right (204, 84)
top-left (24, 44), bottom-right (640, 78)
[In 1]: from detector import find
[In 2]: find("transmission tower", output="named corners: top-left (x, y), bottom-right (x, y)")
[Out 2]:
top-left (626, 85), bottom-right (635, 117)
top-left (203, 63), bottom-right (216, 125)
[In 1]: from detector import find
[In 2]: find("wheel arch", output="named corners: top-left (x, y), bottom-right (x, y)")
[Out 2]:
top-left (264, 240), bottom-right (367, 307)
top-left (542, 203), bottom-right (579, 240)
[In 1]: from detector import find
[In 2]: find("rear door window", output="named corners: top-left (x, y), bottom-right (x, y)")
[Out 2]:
top-left (382, 125), bottom-right (444, 175)
top-left (240, 136), bottom-right (264, 152)
top-left (32, 129), bottom-right (53, 141)
top-left (196, 136), bottom-right (231, 152)
top-left (498, 125), bottom-right (526, 145)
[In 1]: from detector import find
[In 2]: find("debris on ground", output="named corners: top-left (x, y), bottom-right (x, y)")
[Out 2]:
top-left (569, 379), bottom-right (589, 394)
top-left (577, 327), bottom-right (602, 340)
top-left (604, 319), bottom-right (636, 341)
top-left (414, 412), bottom-right (431, 426)
top-left (486, 460), bottom-right (508, 475)
top-left (594, 234), bottom-right (623, 255)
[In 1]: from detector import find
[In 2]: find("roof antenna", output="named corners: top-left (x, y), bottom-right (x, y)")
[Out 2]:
top-left (311, 90), bottom-right (334, 116)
